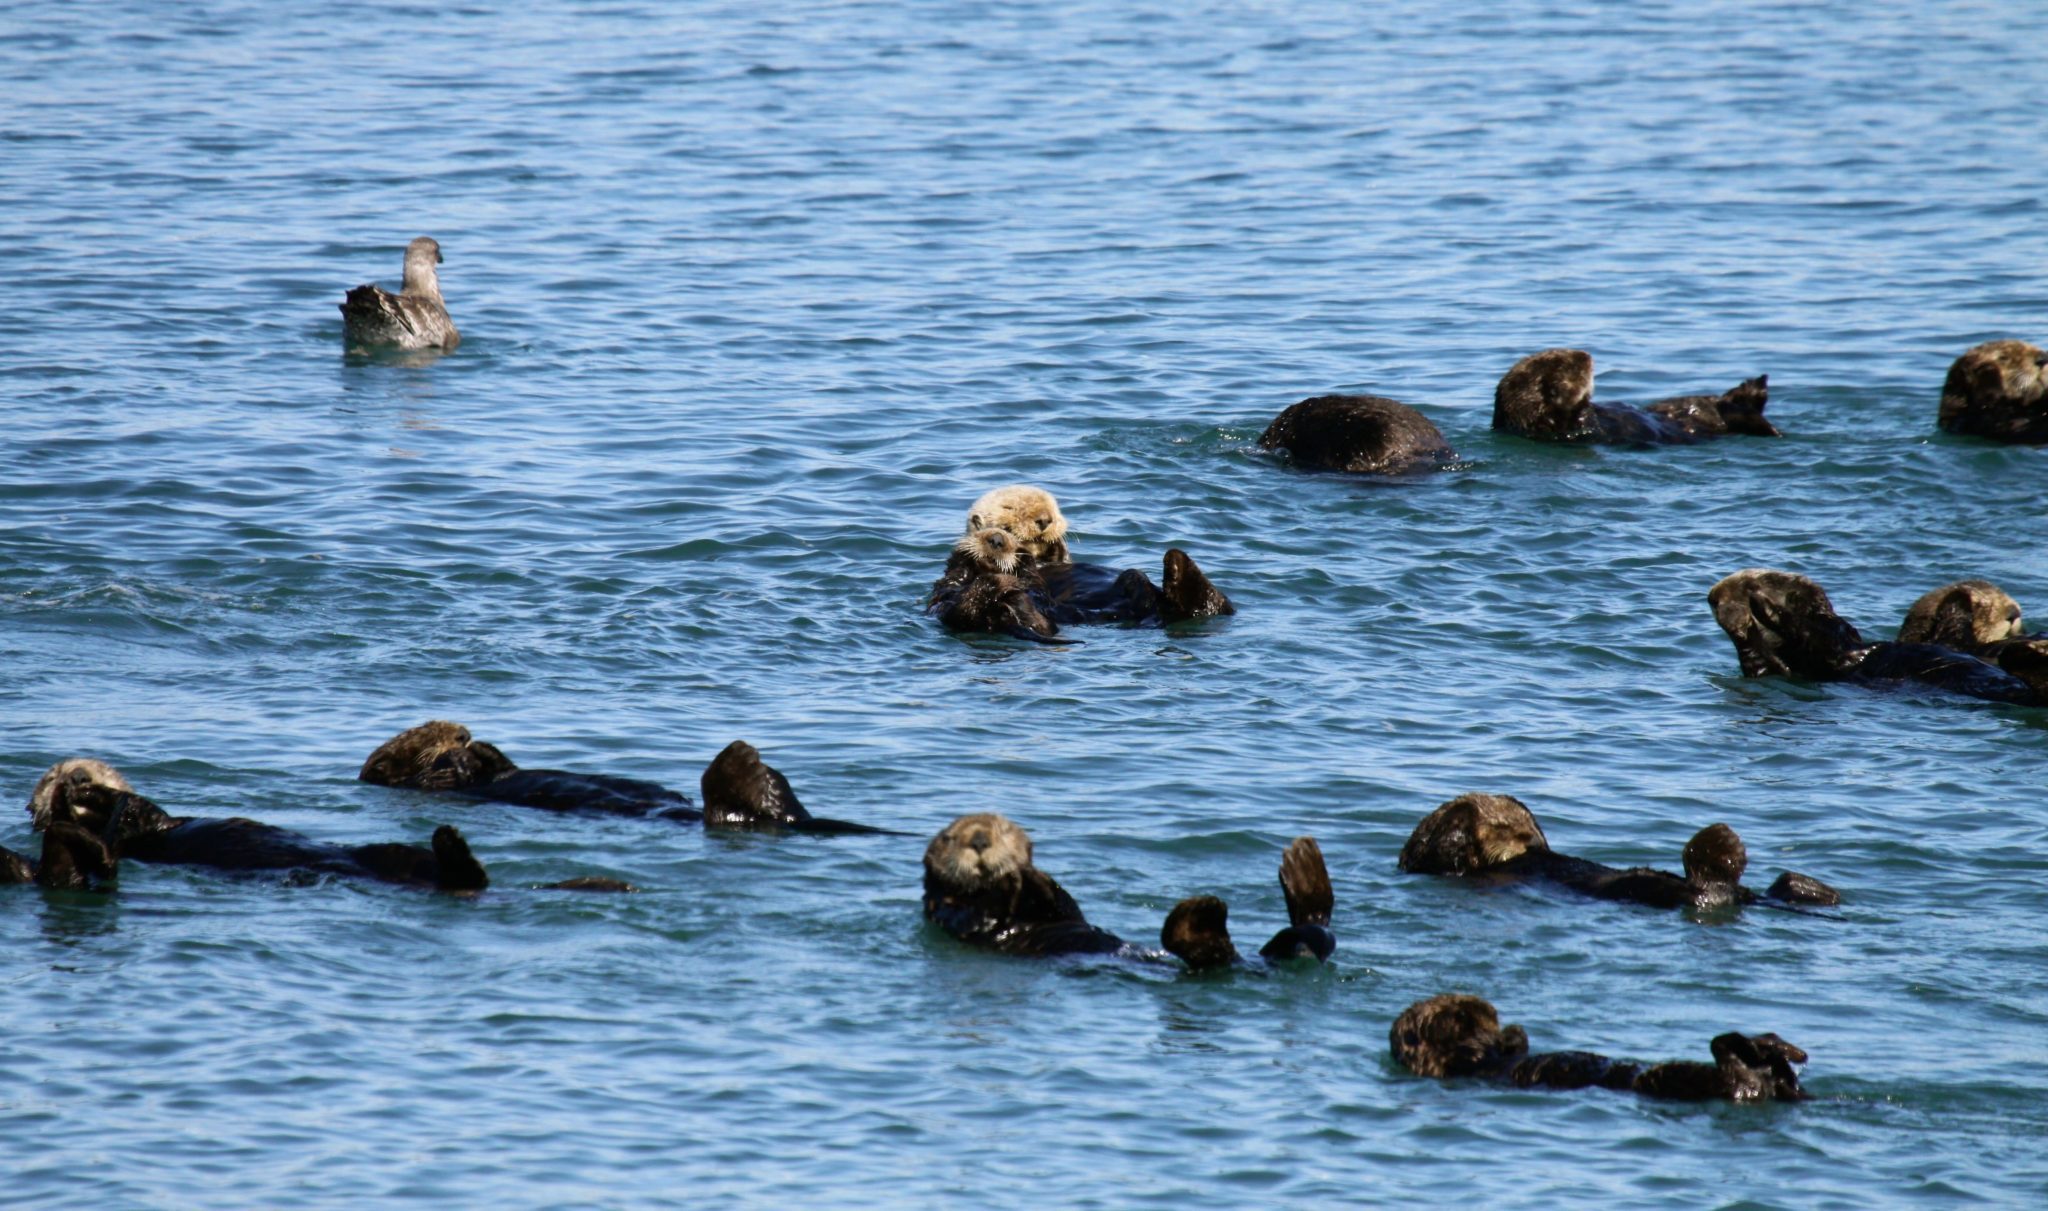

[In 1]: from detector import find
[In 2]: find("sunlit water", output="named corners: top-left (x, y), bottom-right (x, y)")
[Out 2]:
top-left (3, 1), bottom-right (2045, 1205)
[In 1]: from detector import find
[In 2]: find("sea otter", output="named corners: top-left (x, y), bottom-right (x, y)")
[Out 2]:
top-left (699, 740), bottom-right (900, 834)
top-left (921, 813), bottom-right (1126, 957)
top-left (1257, 394), bottom-right (1457, 474)
top-left (1492, 348), bottom-right (1776, 444)
top-left (359, 721), bottom-right (701, 819)
top-left (1898, 579), bottom-right (2033, 656)
top-left (1708, 569), bottom-right (2046, 704)
top-left (1, 822), bottom-right (117, 891)
top-left (1159, 837), bottom-right (1336, 971)
top-left (965, 484), bottom-right (1071, 563)
top-left (340, 236), bottom-right (459, 351)
top-left (1390, 994), bottom-right (1810, 1102)
top-left (1937, 339), bottom-right (2048, 443)
top-left (1396, 793), bottom-right (1840, 909)
top-left (28, 758), bottom-right (487, 891)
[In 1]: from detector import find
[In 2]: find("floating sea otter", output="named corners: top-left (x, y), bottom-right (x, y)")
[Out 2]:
top-left (340, 236), bottom-right (460, 351)
top-left (28, 759), bottom-right (487, 892)
top-left (1397, 794), bottom-right (1840, 909)
top-left (1390, 994), bottom-right (1810, 1102)
top-left (1708, 569), bottom-right (2047, 705)
top-left (1897, 578), bottom-right (2036, 657)
top-left (1, 822), bottom-right (117, 891)
top-left (1160, 836), bottom-right (1336, 970)
top-left (1492, 349), bottom-right (1776, 445)
top-left (1258, 394), bottom-right (1456, 475)
top-left (921, 813), bottom-right (1126, 957)
top-left (1937, 339), bottom-right (2048, 443)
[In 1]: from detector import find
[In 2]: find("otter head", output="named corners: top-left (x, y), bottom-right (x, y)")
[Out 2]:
top-left (1389, 994), bottom-right (1531, 1079)
top-left (1493, 348), bottom-right (1597, 441)
top-left (1708, 569), bottom-right (1866, 680)
top-left (953, 527), bottom-right (1021, 575)
top-left (1681, 823), bottom-right (1748, 887)
top-left (1161, 895), bottom-right (1239, 970)
top-left (27, 758), bottom-right (134, 832)
top-left (965, 484), bottom-right (1069, 562)
top-left (1397, 793), bottom-right (1550, 875)
top-left (401, 236), bottom-right (444, 296)
top-left (1709, 1032), bottom-right (1809, 1102)
top-left (1898, 579), bottom-right (2023, 651)
top-left (358, 720), bottom-right (517, 790)
top-left (1938, 339), bottom-right (2048, 438)
top-left (924, 812), bottom-right (1033, 894)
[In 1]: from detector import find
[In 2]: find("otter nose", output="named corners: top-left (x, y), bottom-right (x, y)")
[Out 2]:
top-left (968, 828), bottom-right (990, 851)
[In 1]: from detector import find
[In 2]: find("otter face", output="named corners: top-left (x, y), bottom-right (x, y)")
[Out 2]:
top-left (965, 485), bottom-right (1069, 561)
top-left (1397, 794), bottom-right (1550, 875)
top-left (1708, 569), bottom-right (1865, 680)
top-left (1493, 348), bottom-right (1597, 441)
top-left (953, 527), bottom-right (1021, 575)
top-left (27, 758), bottom-right (133, 832)
top-left (1681, 823), bottom-right (1748, 886)
top-left (1390, 994), bottom-right (1531, 1078)
top-left (924, 812), bottom-right (1032, 892)
top-left (358, 720), bottom-right (516, 790)
top-left (1899, 579), bottom-right (2023, 650)
top-left (1939, 339), bottom-right (2048, 439)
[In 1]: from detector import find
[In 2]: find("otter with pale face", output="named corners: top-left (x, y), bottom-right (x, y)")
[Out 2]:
top-left (1709, 569), bottom-right (2045, 704)
top-left (1397, 794), bottom-right (1839, 909)
top-left (1257, 394), bottom-right (1456, 475)
top-left (1938, 339), bottom-right (2048, 443)
top-left (965, 485), bottom-right (1070, 563)
top-left (1160, 836), bottom-right (1336, 971)
top-left (921, 813), bottom-right (1125, 957)
top-left (1898, 579), bottom-right (2029, 655)
top-left (1390, 994), bottom-right (1811, 1102)
top-left (359, 721), bottom-right (701, 819)
top-left (1492, 348), bottom-right (1775, 445)
top-left (340, 236), bottom-right (459, 351)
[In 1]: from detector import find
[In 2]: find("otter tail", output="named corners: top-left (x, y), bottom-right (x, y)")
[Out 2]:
top-left (1161, 895), bottom-right (1239, 970)
top-left (1005, 624), bottom-right (1079, 646)
top-left (431, 825), bottom-right (489, 892)
top-left (1717, 374), bottom-right (1778, 437)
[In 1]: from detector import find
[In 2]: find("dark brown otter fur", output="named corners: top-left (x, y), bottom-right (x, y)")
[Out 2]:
top-left (922, 813), bottom-right (1125, 957)
top-left (1938, 339), bottom-right (2048, 443)
top-left (699, 740), bottom-right (896, 834)
top-left (359, 721), bottom-right (701, 820)
top-left (1390, 994), bottom-right (1810, 1102)
top-left (1709, 569), bottom-right (2043, 704)
top-left (1257, 394), bottom-right (1456, 474)
top-left (1161, 836), bottom-right (1336, 971)
top-left (927, 570), bottom-right (1074, 644)
top-left (1492, 348), bottom-right (1775, 444)
top-left (1, 824), bottom-right (117, 891)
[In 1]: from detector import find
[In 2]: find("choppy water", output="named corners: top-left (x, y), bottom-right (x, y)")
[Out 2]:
top-left (4, 0), bottom-right (2046, 1204)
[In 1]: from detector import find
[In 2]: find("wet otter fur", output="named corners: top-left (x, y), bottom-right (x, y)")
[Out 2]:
top-left (340, 236), bottom-right (459, 351)
top-left (1160, 836), bottom-right (1336, 971)
top-left (1, 823), bottom-right (117, 891)
top-left (1938, 339), bottom-right (2048, 443)
top-left (922, 813), bottom-right (1125, 957)
top-left (1492, 348), bottom-right (1776, 445)
top-left (1397, 794), bottom-right (1839, 909)
top-left (1390, 994), bottom-right (1810, 1101)
top-left (699, 740), bottom-right (897, 834)
top-left (1257, 394), bottom-right (1456, 474)
top-left (1709, 569), bottom-right (2044, 704)
top-left (28, 759), bottom-right (487, 892)
top-left (359, 721), bottom-right (702, 820)
top-left (965, 485), bottom-right (1070, 563)
top-left (1898, 580), bottom-right (2029, 656)
top-left (927, 570), bottom-right (1075, 645)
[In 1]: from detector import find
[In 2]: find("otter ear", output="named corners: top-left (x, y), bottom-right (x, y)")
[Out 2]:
top-left (967, 513), bottom-right (983, 530)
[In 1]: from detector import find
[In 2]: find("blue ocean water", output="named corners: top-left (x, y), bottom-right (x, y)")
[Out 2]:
top-left (3, 0), bottom-right (2045, 1204)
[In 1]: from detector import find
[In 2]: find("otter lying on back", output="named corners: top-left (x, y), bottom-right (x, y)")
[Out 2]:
top-left (1397, 793), bottom-right (1839, 909)
top-left (1390, 994), bottom-right (1810, 1102)
top-left (29, 759), bottom-right (487, 892)
top-left (1709, 569), bottom-right (2047, 705)
top-left (1160, 837), bottom-right (1336, 970)
top-left (1937, 339), bottom-right (2048, 443)
top-left (1258, 394), bottom-right (1456, 475)
top-left (1493, 349), bottom-right (1776, 445)
top-left (1898, 579), bottom-right (2040, 659)
top-left (922, 813), bottom-right (1126, 957)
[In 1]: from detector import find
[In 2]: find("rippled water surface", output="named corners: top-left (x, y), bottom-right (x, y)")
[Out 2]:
top-left (4, 1), bottom-right (2046, 1205)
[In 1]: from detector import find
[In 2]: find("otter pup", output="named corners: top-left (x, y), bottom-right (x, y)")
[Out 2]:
top-left (699, 740), bottom-right (898, 834)
top-left (965, 484), bottom-right (1070, 563)
top-left (1898, 579), bottom-right (2031, 656)
top-left (927, 568), bottom-right (1075, 645)
top-left (922, 813), bottom-right (1125, 957)
top-left (1390, 994), bottom-right (1810, 1102)
top-left (1257, 394), bottom-right (1456, 474)
top-left (1397, 794), bottom-right (1839, 909)
top-left (359, 721), bottom-right (702, 819)
top-left (1160, 836), bottom-right (1336, 971)
top-left (1938, 339), bottom-right (2048, 443)
top-left (28, 759), bottom-right (487, 892)
top-left (340, 236), bottom-right (459, 351)
top-left (1492, 349), bottom-right (1776, 444)
top-left (1, 823), bottom-right (118, 891)
top-left (1708, 569), bottom-right (2044, 704)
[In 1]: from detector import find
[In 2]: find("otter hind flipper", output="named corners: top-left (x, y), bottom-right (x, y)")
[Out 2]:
top-left (1764, 870), bottom-right (1842, 907)
top-left (1716, 374), bottom-right (1778, 437)
top-left (701, 740), bottom-right (814, 830)
top-left (430, 825), bottom-right (488, 893)
top-left (1276, 836), bottom-right (1333, 927)
top-left (1158, 548), bottom-right (1234, 623)
top-left (1162, 895), bottom-right (1239, 970)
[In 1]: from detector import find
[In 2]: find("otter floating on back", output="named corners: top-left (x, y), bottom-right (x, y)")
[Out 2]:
top-left (340, 236), bottom-right (459, 352)
top-left (1160, 837), bottom-right (1337, 971)
top-left (1492, 348), bottom-right (1776, 445)
top-left (1898, 578), bottom-right (2036, 657)
top-left (1258, 394), bottom-right (1456, 475)
top-left (1938, 339), bottom-right (2048, 443)
top-left (921, 813), bottom-right (1126, 957)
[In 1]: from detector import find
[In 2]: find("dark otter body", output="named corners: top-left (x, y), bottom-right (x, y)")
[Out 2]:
top-left (1492, 348), bottom-right (1776, 445)
top-left (922, 813), bottom-right (1125, 957)
top-left (1938, 339), bottom-right (2048, 443)
top-left (1, 824), bottom-right (117, 891)
top-left (1709, 569), bottom-right (2046, 705)
top-left (1257, 394), bottom-right (1456, 474)
top-left (700, 740), bottom-right (898, 834)
top-left (927, 570), bottom-right (1075, 644)
top-left (359, 721), bottom-right (702, 820)
top-left (1161, 837), bottom-right (1337, 971)
top-left (1397, 795), bottom-right (1840, 910)
top-left (930, 550), bottom-right (1232, 641)
top-left (1391, 994), bottom-right (1809, 1102)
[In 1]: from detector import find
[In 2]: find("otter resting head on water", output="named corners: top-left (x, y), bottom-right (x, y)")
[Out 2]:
top-left (359, 721), bottom-right (700, 819)
top-left (1493, 349), bottom-right (1775, 444)
top-left (1898, 579), bottom-right (2025, 654)
top-left (1938, 339), bottom-right (2048, 444)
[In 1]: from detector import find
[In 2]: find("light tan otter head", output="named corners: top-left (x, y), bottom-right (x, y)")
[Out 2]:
top-left (953, 527), bottom-right (1021, 575)
top-left (27, 758), bottom-right (133, 832)
top-left (924, 812), bottom-right (1033, 893)
top-left (1938, 339), bottom-right (2048, 439)
top-left (1397, 793), bottom-right (1550, 875)
top-left (1389, 994), bottom-right (1530, 1079)
top-left (1898, 579), bottom-right (2023, 651)
top-left (401, 236), bottom-right (444, 297)
top-left (358, 720), bottom-right (516, 790)
top-left (965, 484), bottom-right (1069, 562)
top-left (1493, 348), bottom-right (1597, 441)
top-left (1708, 569), bottom-right (1866, 679)
top-left (1681, 823), bottom-right (1748, 886)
